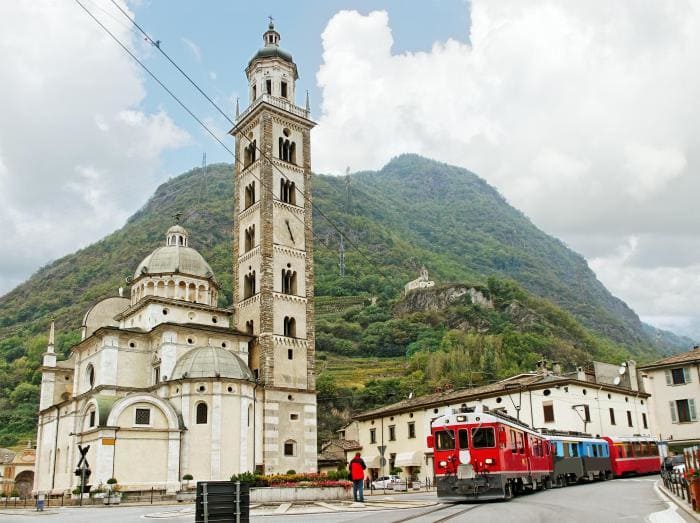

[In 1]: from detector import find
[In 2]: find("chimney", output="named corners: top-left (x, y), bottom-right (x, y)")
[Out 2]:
top-left (552, 362), bottom-right (562, 376)
top-left (627, 360), bottom-right (638, 391)
top-left (576, 366), bottom-right (586, 381)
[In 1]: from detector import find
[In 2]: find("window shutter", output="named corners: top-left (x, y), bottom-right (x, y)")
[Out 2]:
top-left (665, 369), bottom-right (672, 385)
top-left (684, 367), bottom-right (692, 383)
top-left (689, 399), bottom-right (697, 422)
top-left (669, 401), bottom-right (677, 423)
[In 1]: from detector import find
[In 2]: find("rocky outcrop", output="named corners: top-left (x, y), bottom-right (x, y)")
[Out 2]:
top-left (395, 285), bottom-right (493, 315)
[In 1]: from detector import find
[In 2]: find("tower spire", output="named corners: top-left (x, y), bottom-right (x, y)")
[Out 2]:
top-left (47, 321), bottom-right (55, 354)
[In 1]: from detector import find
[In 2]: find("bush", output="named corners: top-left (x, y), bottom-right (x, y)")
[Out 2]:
top-left (286, 470), bottom-right (296, 475)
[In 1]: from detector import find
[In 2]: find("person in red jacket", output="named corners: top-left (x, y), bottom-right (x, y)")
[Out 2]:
top-left (348, 452), bottom-right (367, 502)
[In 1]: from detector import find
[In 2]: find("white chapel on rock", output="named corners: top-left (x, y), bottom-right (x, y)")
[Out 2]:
top-left (33, 22), bottom-right (317, 494)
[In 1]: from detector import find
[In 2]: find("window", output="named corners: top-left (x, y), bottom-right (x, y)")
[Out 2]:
top-left (668, 367), bottom-right (689, 385)
top-left (283, 316), bottom-right (296, 337)
top-left (154, 366), bottom-right (161, 384)
top-left (266, 79), bottom-right (272, 95)
top-left (196, 403), bottom-right (208, 424)
top-left (672, 399), bottom-right (698, 423)
top-left (244, 181), bottom-right (256, 208)
top-left (135, 408), bottom-right (151, 425)
top-left (280, 178), bottom-right (296, 203)
top-left (246, 320), bottom-right (254, 335)
top-left (252, 84), bottom-right (256, 99)
top-left (584, 405), bottom-right (591, 422)
top-left (471, 427), bottom-right (495, 448)
top-left (244, 140), bottom-right (257, 167)
top-left (609, 408), bottom-right (616, 425)
top-left (510, 430), bottom-right (517, 452)
top-left (458, 429), bottom-right (468, 449)
top-left (518, 432), bottom-right (525, 454)
top-left (543, 403), bottom-right (554, 423)
top-left (388, 425), bottom-right (396, 441)
top-left (626, 410), bottom-right (633, 427)
top-left (435, 430), bottom-right (455, 450)
top-left (408, 422), bottom-right (416, 439)
top-left (244, 270), bottom-right (256, 298)
top-left (370, 428), bottom-right (377, 444)
top-left (642, 412), bottom-right (648, 429)
top-left (89, 410), bottom-right (96, 428)
top-left (287, 349), bottom-right (293, 360)
top-left (290, 413), bottom-right (299, 421)
top-left (278, 139), bottom-right (297, 165)
top-left (244, 225), bottom-right (255, 252)
top-left (86, 364), bottom-right (95, 388)
top-left (284, 440), bottom-right (296, 456)
top-left (282, 268), bottom-right (297, 294)
top-left (281, 81), bottom-right (288, 98)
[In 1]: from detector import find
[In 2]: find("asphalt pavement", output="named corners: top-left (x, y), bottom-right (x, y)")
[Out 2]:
top-left (0, 476), bottom-right (694, 522)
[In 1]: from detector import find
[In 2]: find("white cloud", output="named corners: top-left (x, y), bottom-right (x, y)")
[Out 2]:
top-left (181, 37), bottom-right (202, 63)
top-left (0, 1), bottom-right (189, 295)
top-left (314, 3), bottom-right (700, 336)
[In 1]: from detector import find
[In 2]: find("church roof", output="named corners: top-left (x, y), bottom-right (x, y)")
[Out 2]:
top-left (134, 225), bottom-right (215, 281)
top-left (171, 346), bottom-right (254, 381)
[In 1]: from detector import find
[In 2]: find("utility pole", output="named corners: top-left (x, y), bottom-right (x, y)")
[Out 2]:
top-left (345, 166), bottom-right (351, 212)
top-left (339, 234), bottom-right (345, 277)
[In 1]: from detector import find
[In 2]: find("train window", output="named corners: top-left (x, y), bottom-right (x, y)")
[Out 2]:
top-left (633, 442), bottom-right (643, 456)
top-left (592, 445), bottom-right (598, 457)
top-left (510, 430), bottom-right (517, 452)
top-left (472, 427), bottom-right (495, 448)
top-left (624, 443), bottom-right (633, 457)
top-left (435, 430), bottom-right (455, 450)
top-left (518, 433), bottom-right (525, 454)
top-left (570, 443), bottom-right (579, 457)
top-left (458, 429), bottom-right (468, 449)
top-left (555, 441), bottom-right (564, 457)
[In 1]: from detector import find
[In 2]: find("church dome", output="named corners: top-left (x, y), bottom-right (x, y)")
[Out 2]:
top-left (134, 225), bottom-right (215, 280)
top-left (248, 21), bottom-right (298, 78)
top-left (171, 347), bottom-right (254, 381)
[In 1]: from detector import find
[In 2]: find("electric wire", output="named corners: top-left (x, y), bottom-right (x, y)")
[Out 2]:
top-left (105, 0), bottom-right (395, 283)
top-left (73, 0), bottom-right (331, 254)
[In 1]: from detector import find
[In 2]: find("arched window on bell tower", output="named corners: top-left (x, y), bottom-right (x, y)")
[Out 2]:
top-left (244, 270), bottom-right (256, 299)
top-left (283, 316), bottom-right (296, 337)
top-left (244, 225), bottom-right (256, 252)
top-left (280, 180), bottom-right (296, 205)
top-left (282, 267), bottom-right (297, 295)
top-left (245, 181), bottom-right (256, 208)
top-left (244, 140), bottom-right (257, 167)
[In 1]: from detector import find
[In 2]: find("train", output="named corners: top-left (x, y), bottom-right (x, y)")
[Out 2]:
top-left (427, 407), bottom-right (660, 501)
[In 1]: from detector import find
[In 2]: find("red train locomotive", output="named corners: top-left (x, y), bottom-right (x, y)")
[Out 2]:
top-left (428, 408), bottom-right (552, 500)
top-left (428, 407), bottom-right (660, 502)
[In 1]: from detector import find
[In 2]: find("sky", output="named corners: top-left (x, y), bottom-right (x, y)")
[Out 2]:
top-left (1, 1), bottom-right (699, 341)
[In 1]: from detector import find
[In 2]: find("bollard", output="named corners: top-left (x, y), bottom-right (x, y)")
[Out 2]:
top-left (151, 486), bottom-right (154, 504)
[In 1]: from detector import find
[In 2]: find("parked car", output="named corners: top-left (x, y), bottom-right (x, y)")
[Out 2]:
top-left (372, 475), bottom-right (401, 489)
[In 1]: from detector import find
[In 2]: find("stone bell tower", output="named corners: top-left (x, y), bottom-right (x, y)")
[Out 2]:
top-left (230, 21), bottom-right (316, 474)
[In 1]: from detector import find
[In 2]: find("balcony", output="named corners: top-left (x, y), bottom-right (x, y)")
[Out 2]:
top-left (237, 94), bottom-right (310, 122)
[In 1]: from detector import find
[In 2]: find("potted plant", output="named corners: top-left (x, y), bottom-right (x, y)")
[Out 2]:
top-left (104, 478), bottom-right (121, 505)
top-left (177, 474), bottom-right (195, 502)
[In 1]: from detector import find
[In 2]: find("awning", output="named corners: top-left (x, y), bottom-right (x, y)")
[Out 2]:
top-left (363, 455), bottom-right (381, 468)
top-left (394, 451), bottom-right (423, 467)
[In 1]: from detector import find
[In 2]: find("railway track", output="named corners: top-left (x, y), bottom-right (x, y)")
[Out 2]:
top-left (391, 503), bottom-right (482, 523)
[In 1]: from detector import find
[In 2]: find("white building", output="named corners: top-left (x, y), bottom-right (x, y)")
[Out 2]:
top-left (639, 346), bottom-right (700, 448)
top-left (345, 363), bottom-right (651, 483)
top-left (34, 22), bottom-right (318, 495)
top-left (404, 267), bottom-right (435, 294)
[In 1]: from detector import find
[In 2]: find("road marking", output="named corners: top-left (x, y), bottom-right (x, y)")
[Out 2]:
top-left (647, 480), bottom-right (688, 523)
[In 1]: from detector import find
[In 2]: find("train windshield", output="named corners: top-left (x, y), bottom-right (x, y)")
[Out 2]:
top-left (435, 430), bottom-right (455, 450)
top-left (471, 427), bottom-right (495, 448)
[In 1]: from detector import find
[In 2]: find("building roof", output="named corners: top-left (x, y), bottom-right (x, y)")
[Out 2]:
top-left (639, 347), bottom-right (700, 370)
top-left (323, 439), bottom-right (362, 451)
top-left (134, 245), bottom-right (214, 280)
top-left (353, 372), bottom-right (648, 421)
top-left (171, 346), bottom-right (254, 381)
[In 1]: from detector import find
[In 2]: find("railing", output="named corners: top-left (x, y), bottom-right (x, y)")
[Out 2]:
top-left (1, 487), bottom-right (177, 509)
top-left (661, 469), bottom-right (692, 506)
top-left (237, 94), bottom-right (310, 122)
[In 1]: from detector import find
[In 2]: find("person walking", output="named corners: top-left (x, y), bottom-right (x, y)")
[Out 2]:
top-left (348, 452), bottom-right (367, 503)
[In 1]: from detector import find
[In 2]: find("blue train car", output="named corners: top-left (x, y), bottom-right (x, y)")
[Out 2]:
top-left (547, 435), bottom-right (612, 486)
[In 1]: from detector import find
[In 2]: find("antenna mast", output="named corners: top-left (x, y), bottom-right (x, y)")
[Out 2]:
top-left (339, 234), bottom-right (345, 277)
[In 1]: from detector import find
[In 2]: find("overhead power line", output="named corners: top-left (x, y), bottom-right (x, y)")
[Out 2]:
top-left (104, 0), bottom-right (394, 284)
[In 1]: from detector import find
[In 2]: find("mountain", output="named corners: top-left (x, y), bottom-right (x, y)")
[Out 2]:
top-left (0, 154), bottom-right (689, 445)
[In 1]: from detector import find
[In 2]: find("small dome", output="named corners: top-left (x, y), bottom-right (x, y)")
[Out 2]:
top-left (134, 225), bottom-right (215, 280)
top-left (171, 347), bottom-right (254, 381)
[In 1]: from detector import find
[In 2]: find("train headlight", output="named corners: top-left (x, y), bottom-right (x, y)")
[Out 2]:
top-left (439, 461), bottom-right (447, 467)
top-left (484, 458), bottom-right (494, 465)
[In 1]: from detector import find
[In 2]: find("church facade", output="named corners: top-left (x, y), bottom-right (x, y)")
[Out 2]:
top-left (33, 23), bottom-right (317, 494)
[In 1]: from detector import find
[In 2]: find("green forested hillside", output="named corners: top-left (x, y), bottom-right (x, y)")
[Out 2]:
top-left (0, 155), bottom-right (688, 445)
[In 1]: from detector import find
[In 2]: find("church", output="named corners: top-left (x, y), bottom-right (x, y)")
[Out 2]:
top-left (33, 22), bottom-right (317, 494)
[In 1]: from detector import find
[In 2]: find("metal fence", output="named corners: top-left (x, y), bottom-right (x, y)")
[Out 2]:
top-left (1, 487), bottom-right (177, 510)
top-left (661, 470), bottom-right (692, 505)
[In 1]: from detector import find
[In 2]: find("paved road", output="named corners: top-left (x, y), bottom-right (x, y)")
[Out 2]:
top-left (0, 477), bottom-right (693, 522)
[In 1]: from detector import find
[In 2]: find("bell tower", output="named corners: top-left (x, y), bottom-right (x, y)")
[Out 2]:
top-left (230, 21), bottom-right (316, 474)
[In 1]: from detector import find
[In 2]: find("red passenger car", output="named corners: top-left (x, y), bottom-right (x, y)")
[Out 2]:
top-left (428, 408), bottom-right (553, 501)
top-left (603, 436), bottom-right (660, 477)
